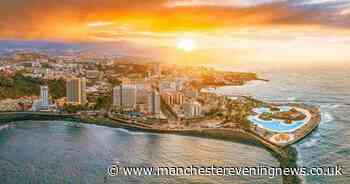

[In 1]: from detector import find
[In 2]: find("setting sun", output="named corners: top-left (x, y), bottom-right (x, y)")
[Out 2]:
top-left (177, 38), bottom-right (197, 52)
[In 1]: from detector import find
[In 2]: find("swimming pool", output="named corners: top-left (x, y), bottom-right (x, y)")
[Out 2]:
top-left (248, 106), bottom-right (311, 133)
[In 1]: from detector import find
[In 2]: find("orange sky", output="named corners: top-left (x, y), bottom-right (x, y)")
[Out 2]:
top-left (1, 0), bottom-right (350, 63)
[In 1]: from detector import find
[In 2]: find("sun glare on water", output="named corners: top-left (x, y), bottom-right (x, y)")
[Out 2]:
top-left (177, 38), bottom-right (197, 52)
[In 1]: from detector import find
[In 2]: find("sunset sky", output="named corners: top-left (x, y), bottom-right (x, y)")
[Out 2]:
top-left (1, 0), bottom-right (350, 63)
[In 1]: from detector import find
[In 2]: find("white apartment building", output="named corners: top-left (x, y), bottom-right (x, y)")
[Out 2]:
top-left (40, 86), bottom-right (49, 107)
top-left (184, 101), bottom-right (202, 118)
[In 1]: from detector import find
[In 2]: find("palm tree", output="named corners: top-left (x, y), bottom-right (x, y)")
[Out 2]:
top-left (224, 99), bottom-right (254, 130)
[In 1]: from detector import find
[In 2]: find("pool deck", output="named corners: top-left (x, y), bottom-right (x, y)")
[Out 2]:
top-left (282, 104), bottom-right (321, 146)
top-left (251, 103), bottom-right (321, 147)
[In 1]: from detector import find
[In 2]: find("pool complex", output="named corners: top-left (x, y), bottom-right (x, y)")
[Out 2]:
top-left (248, 106), bottom-right (311, 133)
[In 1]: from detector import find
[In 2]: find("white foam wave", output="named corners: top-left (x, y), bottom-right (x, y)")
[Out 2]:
top-left (321, 111), bottom-right (334, 123)
top-left (301, 138), bottom-right (318, 148)
top-left (115, 128), bottom-right (155, 136)
top-left (320, 104), bottom-right (341, 109)
top-left (0, 124), bottom-right (10, 131)
top-left (330, 104), bottom-right (340, 108)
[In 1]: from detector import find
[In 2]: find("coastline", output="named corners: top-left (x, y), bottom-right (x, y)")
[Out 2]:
top-left (0, 112), bottom-right (301, 184)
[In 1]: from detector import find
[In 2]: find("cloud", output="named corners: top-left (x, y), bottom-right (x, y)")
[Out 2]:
top-left (166, 0), bottom-right (284, 7)
top-left (0, 0), bottom-right (349, 40)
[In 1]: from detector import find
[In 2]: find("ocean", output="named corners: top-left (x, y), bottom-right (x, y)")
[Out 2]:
top-left (0, 121), bottom-right (281, 184)
top-left (0, 62), bottom-right (349, 184)
top-left (211, 62), bottom-right (350, 183)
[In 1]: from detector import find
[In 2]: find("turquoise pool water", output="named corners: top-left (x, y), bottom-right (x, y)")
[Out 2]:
top-left (248, 106), bottom-right (311, 133)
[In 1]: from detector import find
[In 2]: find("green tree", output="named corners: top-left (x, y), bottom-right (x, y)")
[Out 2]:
top-left (94, 95), bottom-right (112, 110)
top-left (47, 78), bottom-right (66, 100)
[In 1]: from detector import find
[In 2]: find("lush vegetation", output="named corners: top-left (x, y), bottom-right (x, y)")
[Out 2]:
top-left (108, 63), bottom-right (150, 78)
top-left (41, 63), bottom-right (52, 69)
top-left (0, 73), bottom-right (66, 100)
top-left (224, 97), bottom-right (264, 130)
top-left (47, 79), bottom-right (66, 100)
top-left (94, 95), bottom-right (112, 110)
top-left (0, 73), bottom-right (41, 99)
top-left (190, 72), bottom-right (258, 89)
top-left (62, 103), bottom-right (88, 114)
top-left (61, 95), bottom-right (112, 113)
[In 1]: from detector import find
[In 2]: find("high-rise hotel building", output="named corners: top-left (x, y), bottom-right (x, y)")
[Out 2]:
top-left (40, 86), bottom-right (49, 107)
top-left (66, 78), bottom-right (87, 105)
top-left (148, 91), bottom-right (161, 115)
top-left (113, 84), bottom-right (137, 110)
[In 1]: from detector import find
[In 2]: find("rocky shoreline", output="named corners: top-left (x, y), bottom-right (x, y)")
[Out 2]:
top-left (0, 112), bottom-right (302, 184)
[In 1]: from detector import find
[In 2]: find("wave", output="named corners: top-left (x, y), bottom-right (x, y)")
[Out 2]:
top-left (115, 128), bottom-right (156, 136)
top-left (84, 123), bottom-right (159, 136)
top-left (321, 111), bottom-right (334, 124)
top-left (63, 122), bottom-right (84, 128)
top-left (320, 104), bottom-right (341, 109)
top-left (0, 124), bottom-right (10, 131)
top-left (301, 138), bottom-right (319, 148)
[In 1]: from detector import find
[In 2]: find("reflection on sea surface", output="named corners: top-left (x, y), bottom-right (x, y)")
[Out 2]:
top-left (0, 121), bottom-right (281, 184)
